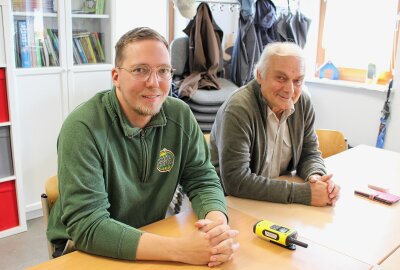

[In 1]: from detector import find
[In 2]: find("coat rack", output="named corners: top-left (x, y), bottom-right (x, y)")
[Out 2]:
top-left (195, 0), bottom-right (240, 12)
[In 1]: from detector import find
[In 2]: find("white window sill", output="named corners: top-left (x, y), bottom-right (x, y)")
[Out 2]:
top-left (305, 77), bottom-right (387, 92)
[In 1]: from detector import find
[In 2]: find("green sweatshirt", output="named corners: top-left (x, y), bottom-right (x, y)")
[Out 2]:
top-left (47, 88), bottom-right (227, 260)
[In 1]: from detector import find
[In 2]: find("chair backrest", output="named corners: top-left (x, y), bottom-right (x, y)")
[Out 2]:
top-left (45, 175), bottom-right (59, 208)
top-left (204, 133), bottom-right (210, 144)
top-left (316, 129), bottom-right (347, 158)
top-left (41, 175), bottom-right (59, 259)
top-left (170, 37), bottom-right (189, 77)
top-left (170, 36), bottom-right (224, 77)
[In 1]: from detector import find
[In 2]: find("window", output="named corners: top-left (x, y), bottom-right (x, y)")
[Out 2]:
top-left (316, 0), bottom-right (399, 84)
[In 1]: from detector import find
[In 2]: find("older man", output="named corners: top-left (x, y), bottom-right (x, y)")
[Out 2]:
top-left (211, 42), bottom-right (340, 206)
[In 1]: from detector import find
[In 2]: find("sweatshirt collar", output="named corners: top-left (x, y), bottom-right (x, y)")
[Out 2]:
top-left (105, 87), bottom-right (167, 138)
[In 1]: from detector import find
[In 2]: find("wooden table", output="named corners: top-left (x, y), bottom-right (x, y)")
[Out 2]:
top-left (372, 246), bottom-right (400, 270)
top-left (27, 207), bottom-right (370, 270)
top-left (227, 145), bottom-right (400, 266)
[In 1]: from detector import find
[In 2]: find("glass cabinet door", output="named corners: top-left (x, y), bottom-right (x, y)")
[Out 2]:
top-left (70, 0), bottom-right (110, 65)
top-left (12, 0), bottom-right (59, 68)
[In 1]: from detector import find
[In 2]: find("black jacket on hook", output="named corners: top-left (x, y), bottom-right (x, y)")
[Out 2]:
top-left (230, 0), bottom-right (277, 87)
top-left (254, 0), bottom-right (277, 51)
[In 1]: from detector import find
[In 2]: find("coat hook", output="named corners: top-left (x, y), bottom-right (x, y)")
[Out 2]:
top-left (210, 3), bottom-right (215, 11)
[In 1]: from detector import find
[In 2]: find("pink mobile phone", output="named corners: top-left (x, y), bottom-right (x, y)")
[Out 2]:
top-left (354, 188), bottom-right (400, 205)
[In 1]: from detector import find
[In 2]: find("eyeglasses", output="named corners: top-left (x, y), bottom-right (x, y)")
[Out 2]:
top-left (117, 65), bottom-right (175, 82)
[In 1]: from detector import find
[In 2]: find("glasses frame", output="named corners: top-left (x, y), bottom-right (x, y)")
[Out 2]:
top-left (117, 65), bottom-right (175, 82)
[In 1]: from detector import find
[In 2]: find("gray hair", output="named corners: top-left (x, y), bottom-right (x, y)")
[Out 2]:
top-left (114, 27), bottom-right (169, 67)
top-left (253, 42), bottom-right (305, 79)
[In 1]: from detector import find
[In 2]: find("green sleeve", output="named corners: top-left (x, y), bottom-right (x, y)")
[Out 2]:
top-left (58, 119), bottom-right (141, 260)
top-left (180, 112), bottom-right (227, 219)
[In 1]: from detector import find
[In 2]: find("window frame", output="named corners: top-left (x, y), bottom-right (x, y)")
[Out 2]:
top-left (315, 0), bottom-right (399, 84)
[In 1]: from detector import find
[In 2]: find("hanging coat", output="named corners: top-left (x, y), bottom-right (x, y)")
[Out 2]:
top-left (230, 0), bottom-right (277, 87)
top-left (230, 12), bottom-right (260, 87)
top-left (254, 0), bottom-right (277, 51)
top-left (276, 7), bottom-right (311, 48)
top-left (179, 3), bottom-right (223, 98)
top-left (289, 10), bottom-right (311, 48)
top-left (276, 11), bottom-right (295, 43)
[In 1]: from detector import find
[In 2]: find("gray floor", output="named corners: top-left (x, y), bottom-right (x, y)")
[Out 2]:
top-left (0, 217), bottom-right (49, 270)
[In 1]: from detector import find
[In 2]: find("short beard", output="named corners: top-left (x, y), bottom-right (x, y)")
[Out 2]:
top-left (132, 104), bottom-right (162, 116)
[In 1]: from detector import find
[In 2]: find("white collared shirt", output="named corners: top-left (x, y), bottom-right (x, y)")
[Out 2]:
top-left (262, 105), bottom-right (295, 179)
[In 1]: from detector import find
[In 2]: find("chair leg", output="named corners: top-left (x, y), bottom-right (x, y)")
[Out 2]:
top-left (62, 240), bottom-right (76, 255)
top-left (41, 194), bottom-right (54, 260)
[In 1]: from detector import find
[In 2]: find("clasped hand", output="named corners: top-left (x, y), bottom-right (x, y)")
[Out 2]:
top-left (309, 174), bottom-right (341, 206)
top-left (189, 215), bottom-right (240, 267)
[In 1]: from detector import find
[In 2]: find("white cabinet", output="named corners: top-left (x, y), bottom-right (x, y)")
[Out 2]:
top-left (0, 0), bottom-right (27, 238)
top-left (3, 0), bottom-right (114, 223)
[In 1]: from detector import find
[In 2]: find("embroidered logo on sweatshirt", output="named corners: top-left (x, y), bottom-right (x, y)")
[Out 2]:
top-left (157, 148), bottom-right (175, 172)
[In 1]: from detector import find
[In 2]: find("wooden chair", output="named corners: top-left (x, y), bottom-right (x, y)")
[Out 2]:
top-left (204, 133), bottom-right (210, 144)
top-left (41, 175), bottom-right (76, 259)
top-left (40, 175), bottom-right (59, 259)
top-left (315, 129), bottom-right (348, 158)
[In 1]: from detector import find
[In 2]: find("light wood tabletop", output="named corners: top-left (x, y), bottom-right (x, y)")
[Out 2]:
top-left (372, 246), bottom-right (400, 270)
top-left (227, 145), bottom-right (400, 266)
top-left (27, 207), bottom-right (370, 270)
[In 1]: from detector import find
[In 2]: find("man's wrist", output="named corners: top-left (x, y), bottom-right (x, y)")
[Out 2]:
top-left (205, 211), bottom-right (228, 224)
top-left (307, 172), bottom-right (324, 181)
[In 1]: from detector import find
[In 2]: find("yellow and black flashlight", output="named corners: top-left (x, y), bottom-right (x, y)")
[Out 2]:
top-left (253, 220), bottom-right (308, 250)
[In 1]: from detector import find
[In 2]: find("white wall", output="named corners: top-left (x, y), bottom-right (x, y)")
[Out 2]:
top-left (308, 43), bottom-right (399, 152)
top-left (114, 0), bottom-right (169, 42)
top-left (306, 82), bottom-right (387, 148)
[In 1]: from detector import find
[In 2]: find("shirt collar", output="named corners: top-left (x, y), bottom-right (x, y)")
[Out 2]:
top-left (267, 102), bottom-right (295, 123)
top-left (105, 87), bottom-right (167, 138)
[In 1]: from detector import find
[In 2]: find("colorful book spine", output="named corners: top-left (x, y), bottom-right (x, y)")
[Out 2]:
top-left (96, 0), bottom-right (105, 14)
top-left (91, 32), bottom-right (105, 62)
top-left (47, 29), bottom-right (59, 56)
top-left (73, 37), bottom-right (88, 64)
top-left (17, 20), bottom-right (31, 68)
top-left (44, 31), bottom-right (59, 66)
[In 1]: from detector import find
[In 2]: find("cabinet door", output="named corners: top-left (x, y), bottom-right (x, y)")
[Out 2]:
top-left (66, 0), bottom-right (114, 111)
top-left (68, 0), bottom-right (112, 66)
top-left (12, 0), bottom-right (61, 68)
top-left (14, 73), bottom-right (63, 210)
top-left (68, 68), bottom-right (112, 110)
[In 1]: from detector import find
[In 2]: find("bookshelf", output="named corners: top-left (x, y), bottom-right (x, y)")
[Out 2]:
top-left (0, 0), bottom-right (115, 232)
top-left (12, 0), bottom-right (111, 68)
top-left (0, 0), bottom-right (27, 238)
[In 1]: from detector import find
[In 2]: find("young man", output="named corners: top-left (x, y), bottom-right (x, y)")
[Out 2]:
top-left (211, 42), bottom-right (340, 207)
top-left (47, 27), bottom-right (239, 267)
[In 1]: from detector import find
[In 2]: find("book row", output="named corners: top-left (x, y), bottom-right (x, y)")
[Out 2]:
top-left (72, 31), bottom-right (105, 64)
top-left (15, 19), bottom-right (59, 68)
top-left (14, 19), bottom-right (105, 68)
top-left (13, 0), bottom-right (106, 15)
